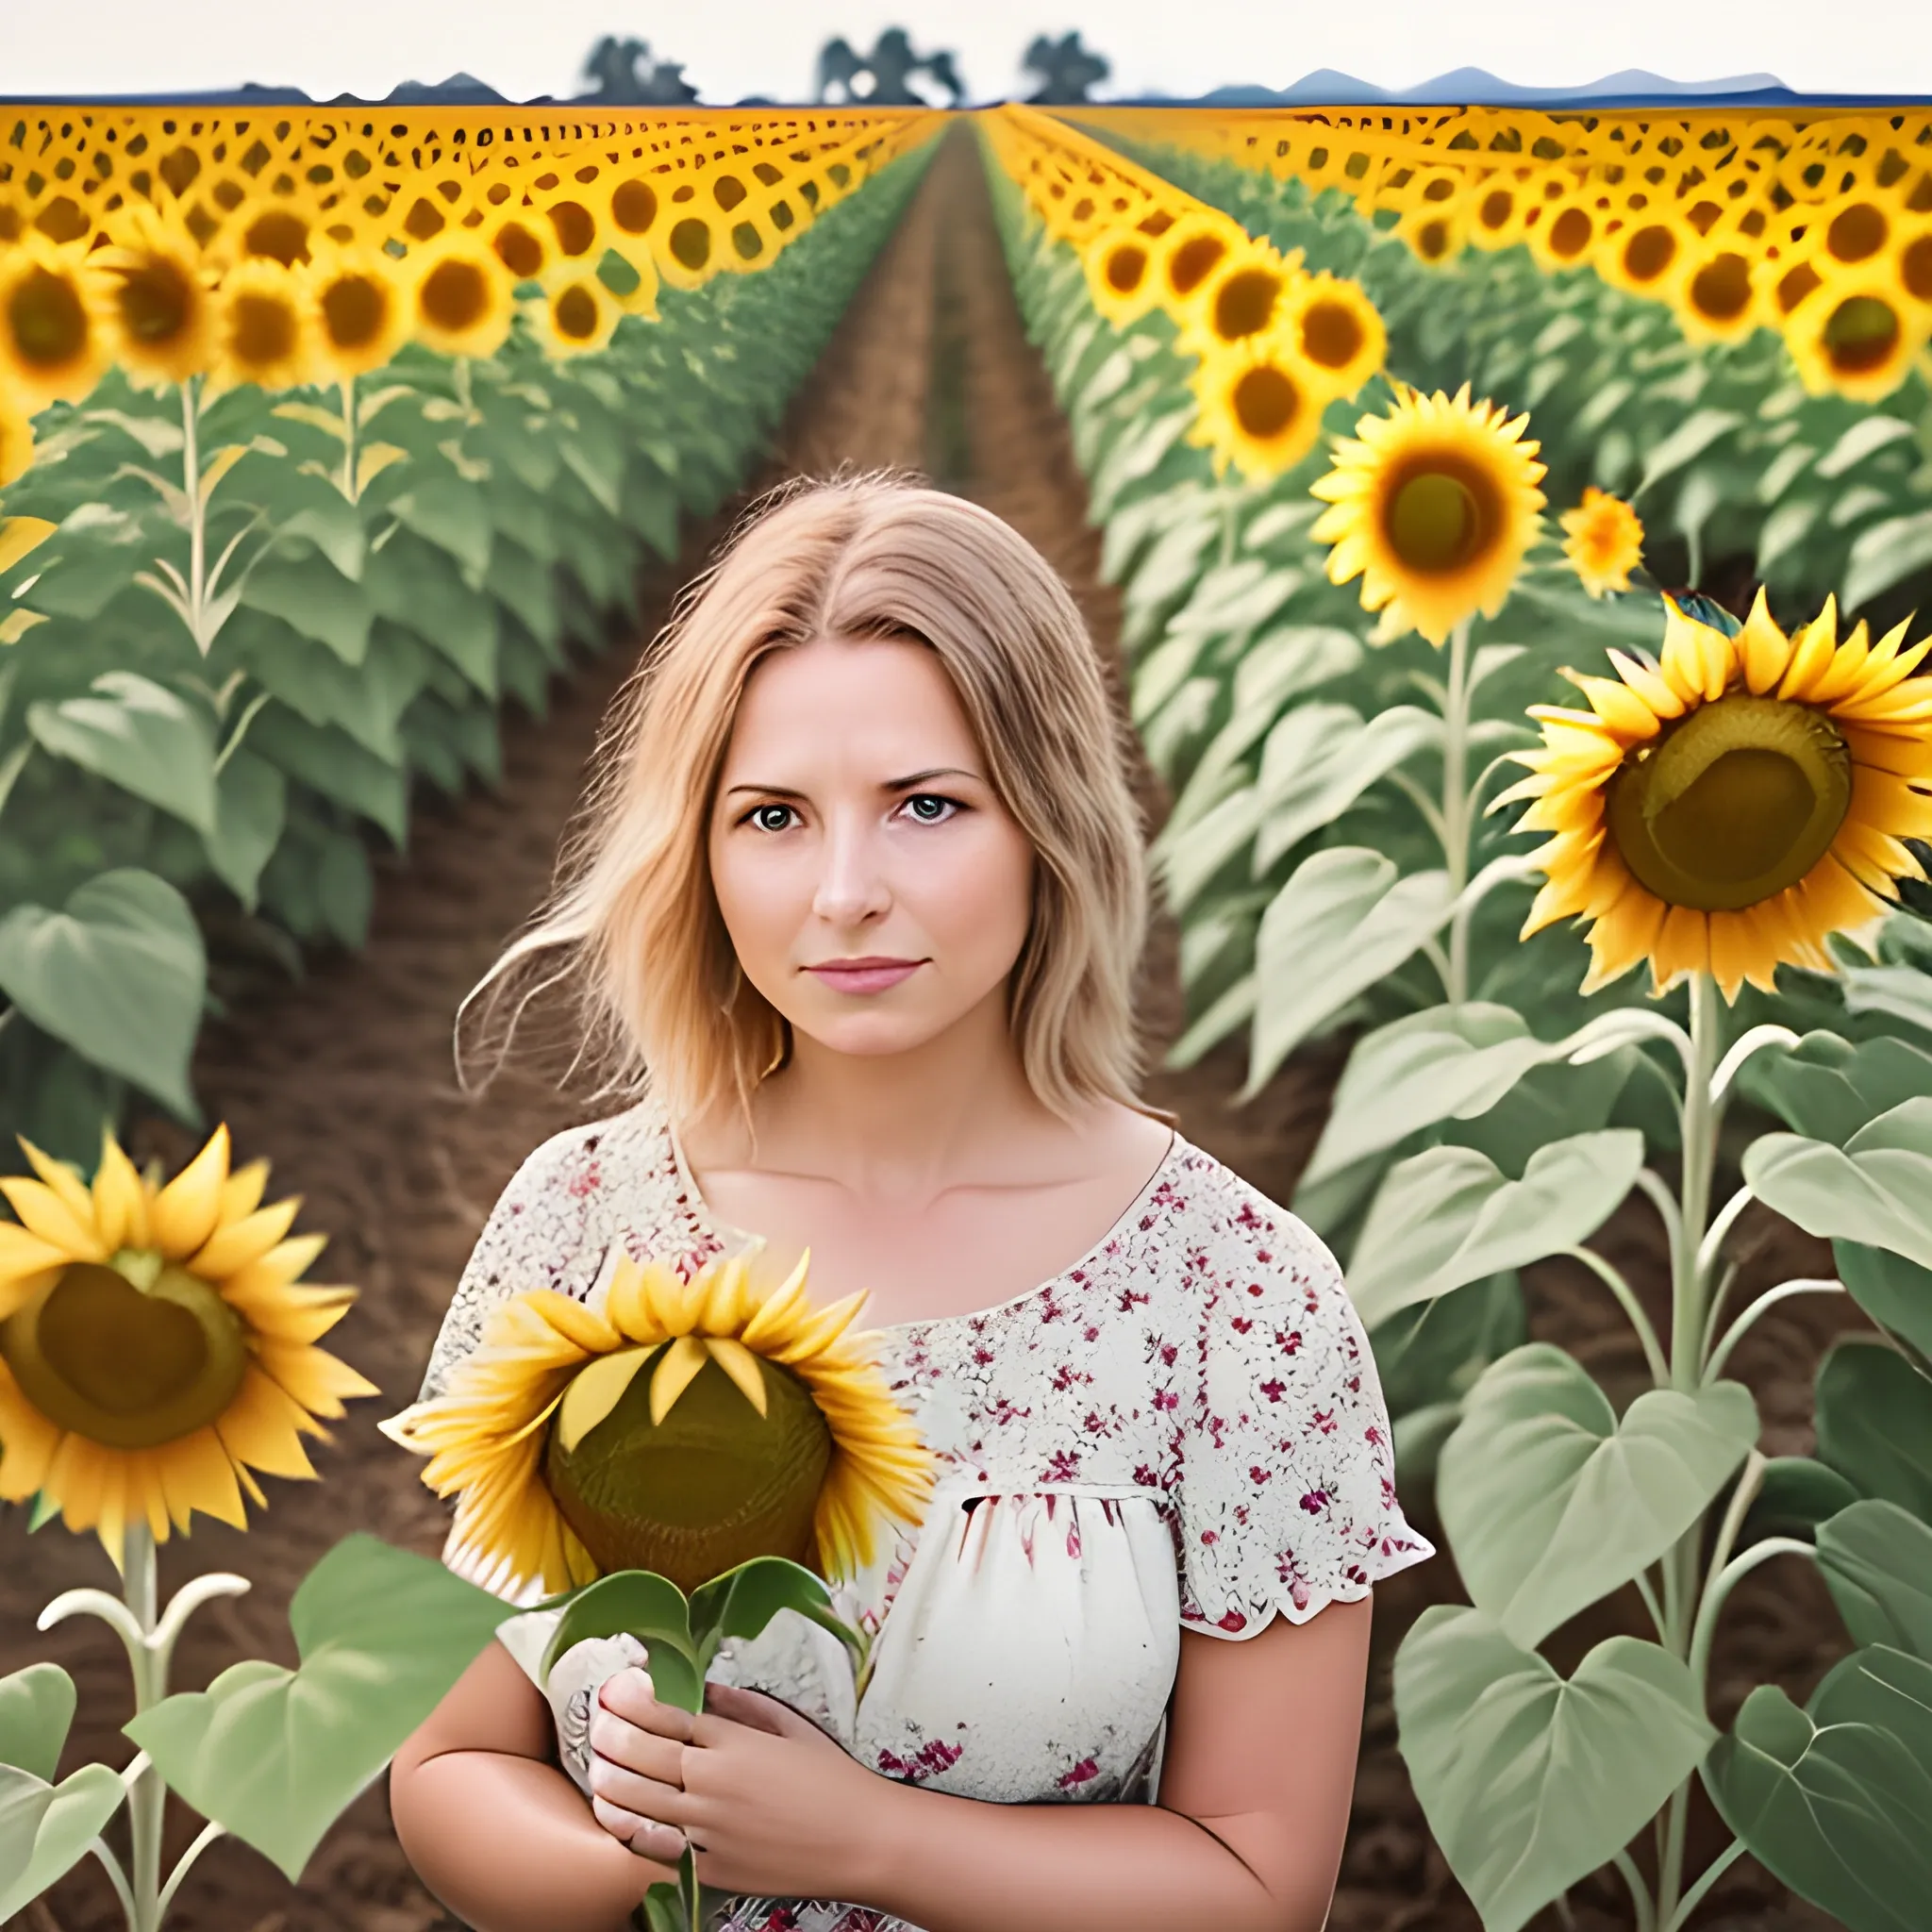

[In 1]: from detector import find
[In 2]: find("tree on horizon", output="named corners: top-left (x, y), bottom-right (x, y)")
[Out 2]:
top-left (816, 28), bottom-right (965, 108)
top-left (577, 37), bottom-right (700, 105)
top-left (1022, 31), bottom-right (1110, 104)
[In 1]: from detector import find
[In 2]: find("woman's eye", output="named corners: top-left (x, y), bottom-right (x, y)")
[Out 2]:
top-left (902, 793), bottom-right (958, 824)
top-left (748, 804), bottom-right (795, 832)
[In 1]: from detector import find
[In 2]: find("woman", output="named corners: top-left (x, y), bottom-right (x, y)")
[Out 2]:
top-left (389, 474), bottom-right (1431, 1932)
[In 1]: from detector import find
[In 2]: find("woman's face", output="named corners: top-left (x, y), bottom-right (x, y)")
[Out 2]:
top-left (708, 635), bottom-right (1037, 1061)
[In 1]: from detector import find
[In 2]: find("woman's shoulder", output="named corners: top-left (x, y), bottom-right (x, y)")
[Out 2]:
top-left (1155, 1135), bottom-right (1344, 1301)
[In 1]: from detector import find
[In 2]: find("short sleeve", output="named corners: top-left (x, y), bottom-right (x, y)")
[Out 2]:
top-left (413, 1125), bottom-right (614, 1407)
top-left (1173, 1185), bottom-right (1434, 1637)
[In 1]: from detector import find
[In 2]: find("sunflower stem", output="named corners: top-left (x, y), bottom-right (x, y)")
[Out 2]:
top-left (122, 1524), bottom-right (166, 1932)
top-left (338, 376), bottom-right (358, 503)
top-left (1704, 1279), bottom-right (1844, 1383)
top-left (1654, 973), bottom-right (1730, 1931)
top-left (178, 378), bottom-right (208, 656)
top-left (1441, 623), bottom-right (1474, 1005)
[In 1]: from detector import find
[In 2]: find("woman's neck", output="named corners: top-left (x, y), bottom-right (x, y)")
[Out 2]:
top-left (704, 989), bottom-right (1063, 1207)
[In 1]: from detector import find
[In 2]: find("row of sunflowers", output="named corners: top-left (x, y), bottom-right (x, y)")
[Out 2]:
top-left (986, 103), bottom-right (1932, 1932)
top-left (0, 105), bottom-right (939, 1170)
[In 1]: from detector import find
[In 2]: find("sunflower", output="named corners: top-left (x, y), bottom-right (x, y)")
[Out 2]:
top-left (1280, 272), bottom-right (1385, 401)
top-left (1524, 190), bottom-right (1605, 275)
top-left (380, 1248), bottom-right (935, 1597)
top-left (93, 203), bottom-right (218, 386)
top-left (1176, 244), bottom-right (1302, 356)
top-left (1675, 244), bottom-right (1763, 344)
top-left (1501, 591), bottom-right (1932, 999)
top-left (1310, 382), bottom-right (1548, 646)
top-left (0, 235), bottom-right (111, 409)
top-left (1898, 220), bottom-right (1932, 313)
top-left (527, 273), bottom-right (622, 357)
top-left (1784, 279), bottom-right (1924, 402)
top-left (1561, 489), bottom-right (1645, 598)
top-left (304, 242), bottom-right (411, 380)
top-left (1153, 210), bottom-right (1247, 323)
top-left (1, 389), bottom-right (33, 489)
top-left (1083, 221), bottom-right (1164, 329)
top-left (1595, 206), bottom-right (1696, 307)
top-left (0, 1124), bottom-right (375, 1570)
top-left (1189, 337), bottom-right (1327, 483)
top-left (408, 238), bottom-right (515, 359)
top-left (208, 257), bottom-right (317, 393)
top-left (1395, 200), bottom-right (1468, 268)
top-left (1465, 173), bottom-right (1537, 253)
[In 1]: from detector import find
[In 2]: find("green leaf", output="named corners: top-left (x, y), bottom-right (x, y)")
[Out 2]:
top-left (1636, 408), bottom-right (1741, 495)
top-left (1394, 1608), bottom-right (1714, 1932)
top-left (1817, 1501), bottom-right (1932, 1658)
top-left (1840, 962), bottom-right (1932, 1040)
top-left (1742, 1456), bottom-right (1862, 1548)
top-left (241, 552), bottom-right (375, 665)
top-left (1369, 1271), bottom-right (1526, 1418)
top-left (1743, 1099), bottom-right (1932, 1272)
top-left (1742, 1031), bottom-right (1932, 1146)
top-left (1843, 508), bottom-right (1932, 613)
top-left (1836, 1241), bottom-right (1932, 1360)
top-left (315, 831), bottom-right (373, 948)
top-left (539, 1572), bottom-right (703, 1712)
top-left (392, 476), bottom-right (494, 577)
top-left (1815, 1340), bottom-right (1932, 1522)
top-left (124, 1534), bottom-right (511, 1882)
top-left (1816, 414), bottom-right (1918, 479)
top-left (205, 748), bottom-right (287, 910)
top-left (1707, 1645), bottom-right (1932, 1932)
top-left (1253, 703), bottom-right (1440, 872)
top-left (1440, 1345), bottom-right (1758, 1647)
top-left (1347, 1130), bottom-right (1644, 1327)
top-left (26, 672), bottom-right (218, 834)
top-left (249, 708), bottom-right (408, 846)
top-left (0, 1762), bottom-right (127, 1921)
top-left (0, 870), bottom-right (204, 1119)
top-left (0, 1664), bottom-right (75, 1781)
top-left (364, 537), bottom-right (499, 696)
top-left (1244, 848), bottom-right (1453, 1097)
top-left (687, 1556), bottom-right (861, 1672)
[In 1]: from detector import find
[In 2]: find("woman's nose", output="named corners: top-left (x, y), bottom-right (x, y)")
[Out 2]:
top-left (810, 820), bottom-right (891, 925)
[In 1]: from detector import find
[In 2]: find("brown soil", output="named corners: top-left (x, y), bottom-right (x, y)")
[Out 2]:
top-left (3, 130), bottom-right (1862, 1932)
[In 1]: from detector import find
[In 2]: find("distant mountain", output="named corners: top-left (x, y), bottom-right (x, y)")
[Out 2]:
top-left (1132, 66), bottom-right (1930, 108)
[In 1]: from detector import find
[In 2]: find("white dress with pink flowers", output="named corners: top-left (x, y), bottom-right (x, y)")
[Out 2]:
top-left (415, 1091), bottom-right (1432, 1932)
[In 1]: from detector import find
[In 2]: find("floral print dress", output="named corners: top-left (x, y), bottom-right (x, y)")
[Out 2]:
top-left (415, 1093), bottom-right (1433, 1932)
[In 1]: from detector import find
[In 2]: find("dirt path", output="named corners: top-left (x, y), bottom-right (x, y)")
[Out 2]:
top-left (6, 128), bottom-right (1855, 1932)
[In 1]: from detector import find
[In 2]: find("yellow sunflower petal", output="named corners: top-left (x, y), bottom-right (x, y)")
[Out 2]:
top-left (648, 1334), bottom-right (711, 1423)
top-left (556, 1344), bottom-right (655, 1452)
top-left (0, 1358), bottom-right (62, 1500)
top-left (704, 1337), bottom-right (771, 1417)
top-left (150, 1124), bottom-right (232, 1257)
top-left (213, 1364), bottom-right (322, 1478)
top-left (91, 1133), bottom-right (150, 1253)
top-left (218, 1158), bottom-right (272, 1224)
top-left (189, 1196), bottom-right (302, 1280)
top-left (253, 1338), bottom-right (378, 1419)
top-left (156, 1424), bottom-right (250, 1532)
top-left (0, 1173), bottom-right (107, 1261)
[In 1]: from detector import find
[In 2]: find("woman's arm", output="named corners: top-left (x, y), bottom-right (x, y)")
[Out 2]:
top-left (389, 1636), bottom-right (681, 1932)
top-left (859, 1596), bottom-right (1373, 1932)
top-left (594, 1593), bottom-right (1373, 1932)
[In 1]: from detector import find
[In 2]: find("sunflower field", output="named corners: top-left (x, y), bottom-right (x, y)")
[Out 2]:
top-left (988, 97), bottom-right (1932, 1932)
top-left (0, 104), bottom-right (938, 1170)
top-left (4, 79), bottom-right (1932, 1932)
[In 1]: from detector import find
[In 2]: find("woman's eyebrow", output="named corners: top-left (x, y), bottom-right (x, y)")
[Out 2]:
top-left (723, 766), bottom-right (983, 798)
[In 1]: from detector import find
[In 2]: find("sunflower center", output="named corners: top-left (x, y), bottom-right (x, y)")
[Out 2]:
top-left (8, 268), bottom-right (88, 369)
top-left (1301, 297), bottom-right (1364, 369)
top-left (117, 258), bottom-right (195, 345)
top-left (244, 210), bottom-right (310, 267)
top-left (1167, 233), bottom-right (1226, 298)
top-left (1689, 252), bottom-right (1752, 322)
top-left (420, 259), bottom-right (489, 332)
top-left (0, 1261), bottom-right (247, 1450)
top-left (1212, 267), bottom-right (1281, 341)
top-left (1232, 364), bottom-right (1300, 441)
top-left (321, 274), bottom-right (387, 350)
top-left (1823, 296), bottom-right (1900, 375)
top-left (545, 1349), bottom-right (832, 1593)
top-left (1386, 464), bottom-right (1493, 575)
top-left (230, 291), bottom-right (296, 369)
top-left (554, 284), bottom-right (600, 341)
top-left (1104, 242), bottom-right (1146, 294)
top-left (1607, 693), bottom-right (1852, 912)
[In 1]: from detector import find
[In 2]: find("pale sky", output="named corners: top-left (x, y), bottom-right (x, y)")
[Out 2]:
top-left (4, 0), bottom-right (1929, 106)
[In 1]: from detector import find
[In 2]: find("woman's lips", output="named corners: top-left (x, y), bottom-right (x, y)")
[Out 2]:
top-left (806, 958), bottom-right (924, 994)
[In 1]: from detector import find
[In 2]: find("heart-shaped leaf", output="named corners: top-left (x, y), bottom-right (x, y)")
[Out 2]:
top-left (1395, 1607), bottom-right (1713, 1932)
top-left (26, 672), bottom-right (217, 833)
top-left (1347, 1131), bottom-right (1644, 1327)
top-left (1245, 847), bottom-right (1453, 1098)
top-left (1744, 1100), bottom-right (1932, 1272)
top-left (124, 1534), bottom-right (510, 1881)
top-left (1707, 1645), bottom-right (1932, 1932)
top-left (539, 1571), bottom-right (702, 1711)
top-left (1817, 1501), bottom-right (1932, 1658)
top-left (0, 869), bottom-right (205, 1119)
top-left (1440, 1345), bottom-right (1758, 1647)
top-left (0, 1761), bottom-right (127, 1921)
top-left (1834, 1241), bottom-right (1932, 1360)
top-left (1815, 1340), bottom-right (1932, 1522)
top-left (1741, 1457), bottom-right (1862, 1548)
top-left (0, 1663), bottom-right (75, 1781)
top-left (1741, 1033), bottom-right (1932, 1146)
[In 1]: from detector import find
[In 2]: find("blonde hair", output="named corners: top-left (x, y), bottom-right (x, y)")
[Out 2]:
top-left (458, 472), bottom-right (1152, 1126)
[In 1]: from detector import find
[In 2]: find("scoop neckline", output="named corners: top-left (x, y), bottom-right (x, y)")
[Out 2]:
top-left (659, 1103), bottom-right (1184, 1334)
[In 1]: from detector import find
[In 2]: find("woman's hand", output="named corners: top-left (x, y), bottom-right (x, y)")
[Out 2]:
top-left (587, 1666), bottom-right (894, 1902)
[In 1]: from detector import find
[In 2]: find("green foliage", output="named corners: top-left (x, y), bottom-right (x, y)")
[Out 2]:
top-left (0, 147), bottom-right (933, 1166)
top-left (125, 1535), bottom-right (514, 1881)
